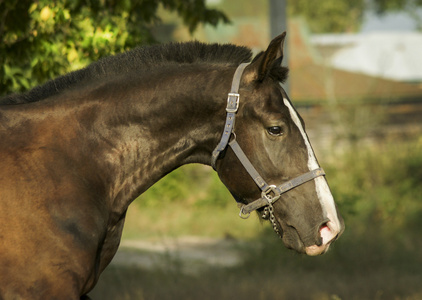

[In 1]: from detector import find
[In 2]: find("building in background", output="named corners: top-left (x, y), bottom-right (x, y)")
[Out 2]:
top-left (312, 32), bottom-right (422, 83)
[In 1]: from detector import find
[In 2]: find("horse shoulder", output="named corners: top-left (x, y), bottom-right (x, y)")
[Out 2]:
top-left (0, 146), bottom-right (110, 298)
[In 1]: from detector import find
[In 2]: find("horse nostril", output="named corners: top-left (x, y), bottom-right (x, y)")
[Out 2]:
top-left (320, 222), bottom-right (333, 244)
top-left (306, 222), bottom-right (340, 256)
top-left (320, 221), bottom-right (342, 246)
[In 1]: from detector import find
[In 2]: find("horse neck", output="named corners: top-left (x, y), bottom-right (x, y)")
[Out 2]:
top-left (91, 65), bottom-right (234, 213)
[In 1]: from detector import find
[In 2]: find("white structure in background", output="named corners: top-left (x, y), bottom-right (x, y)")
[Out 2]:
top-left (311, 32), bottom-right (422, 83)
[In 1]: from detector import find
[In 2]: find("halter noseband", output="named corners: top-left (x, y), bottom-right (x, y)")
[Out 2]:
top-left (211, 63), bottom-right (326, 221)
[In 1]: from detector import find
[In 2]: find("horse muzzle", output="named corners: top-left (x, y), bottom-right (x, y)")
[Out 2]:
top-left (305, 220), bottom-right (343, 256)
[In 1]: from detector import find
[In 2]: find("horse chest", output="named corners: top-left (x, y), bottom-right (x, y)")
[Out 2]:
top-left (96, 214), bottom-right (127, 274)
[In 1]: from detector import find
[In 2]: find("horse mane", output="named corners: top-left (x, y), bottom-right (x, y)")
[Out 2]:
top-left (0, 41), bottom-right (254, 105)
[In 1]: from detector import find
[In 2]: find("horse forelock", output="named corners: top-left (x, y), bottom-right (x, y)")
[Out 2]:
top-left (0, 41), bottom-right (253, 105)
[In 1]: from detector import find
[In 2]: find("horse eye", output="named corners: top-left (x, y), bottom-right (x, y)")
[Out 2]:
top-left (267, 126), bottom-right (284, 136)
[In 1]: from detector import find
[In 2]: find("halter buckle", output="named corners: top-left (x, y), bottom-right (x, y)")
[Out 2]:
top-left (261, 185), bottom-right (280, 205)
top-left (226, 93), bottom-right (240, 113)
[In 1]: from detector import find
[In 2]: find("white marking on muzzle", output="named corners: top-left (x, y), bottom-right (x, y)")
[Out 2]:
top-left (282, 96), bottom-right (342, 243)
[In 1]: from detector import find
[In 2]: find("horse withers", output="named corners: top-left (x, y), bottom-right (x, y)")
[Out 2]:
top-left (0, 32), bottom-right (344, 299)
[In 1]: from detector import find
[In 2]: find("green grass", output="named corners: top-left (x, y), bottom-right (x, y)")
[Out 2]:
top-left (90, 138), bottom-right (422, 299)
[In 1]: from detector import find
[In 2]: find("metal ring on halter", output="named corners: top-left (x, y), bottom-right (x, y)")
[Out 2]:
top-left (261, 185), bottom-right (281, 205)
top-left (239, 206), bottom-right (251, 219)
top-left (239, 185), bottom-right (279, 219)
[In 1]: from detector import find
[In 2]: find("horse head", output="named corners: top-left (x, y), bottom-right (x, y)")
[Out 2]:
top-left (214, 33), bottom-right (344, 255)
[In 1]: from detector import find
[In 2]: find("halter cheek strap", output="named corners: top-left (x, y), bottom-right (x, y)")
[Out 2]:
top-left (211, 62), bottom-right (249, 169)
top-left (211, 63), bottom-right (326, 219)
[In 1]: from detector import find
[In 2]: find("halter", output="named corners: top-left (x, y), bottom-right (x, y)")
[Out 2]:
top-left (211, 63), bottom-right (326, 225)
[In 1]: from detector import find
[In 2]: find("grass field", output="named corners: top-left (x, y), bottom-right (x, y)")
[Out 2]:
top-left (90, 138), bottom-right (422, 299)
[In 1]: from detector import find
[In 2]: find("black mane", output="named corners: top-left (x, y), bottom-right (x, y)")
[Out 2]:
top-left (1, 41), bottom-right (253, 105)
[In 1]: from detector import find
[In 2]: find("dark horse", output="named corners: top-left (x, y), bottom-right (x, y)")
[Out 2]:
top-left (0, 33), bottom-right (344, 299)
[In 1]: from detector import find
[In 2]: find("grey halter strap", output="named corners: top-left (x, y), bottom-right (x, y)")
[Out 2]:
top-left (211, 62), bottom-right (249, 168)
top-left (211, 63), bottom-right (325, 219)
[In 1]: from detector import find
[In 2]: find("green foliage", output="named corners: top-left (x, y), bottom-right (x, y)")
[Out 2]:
top-left (327, 139), bottom-right (422, 245)
top-left (288, 0), bottom-right (366, 33)
top-left (372, 0), bottom-right (422, 13)
top-left (137, 165), bottom-right (232, 208)
top-left (0, 0), bottom-right (229, 96)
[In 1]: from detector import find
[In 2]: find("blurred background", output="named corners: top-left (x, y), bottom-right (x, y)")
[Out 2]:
top-left (1, 0), bottom-right (422, 299)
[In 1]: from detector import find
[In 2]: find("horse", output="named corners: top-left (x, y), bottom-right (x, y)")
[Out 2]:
top-left (0, 32), bottom-right (344, 299)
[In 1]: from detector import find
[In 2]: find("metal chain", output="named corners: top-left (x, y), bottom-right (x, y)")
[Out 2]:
top-left (262, 206), bottom-right (270, 220)
top-left (262, 204), bottom-right (282, 239)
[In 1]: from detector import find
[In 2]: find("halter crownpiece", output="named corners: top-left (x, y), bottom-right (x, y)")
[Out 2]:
top-left (212, 62), bottom-right (326, 220)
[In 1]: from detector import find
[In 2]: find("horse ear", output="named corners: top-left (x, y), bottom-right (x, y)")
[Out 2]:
top-left (245, 32), bottom-right (287, 82)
